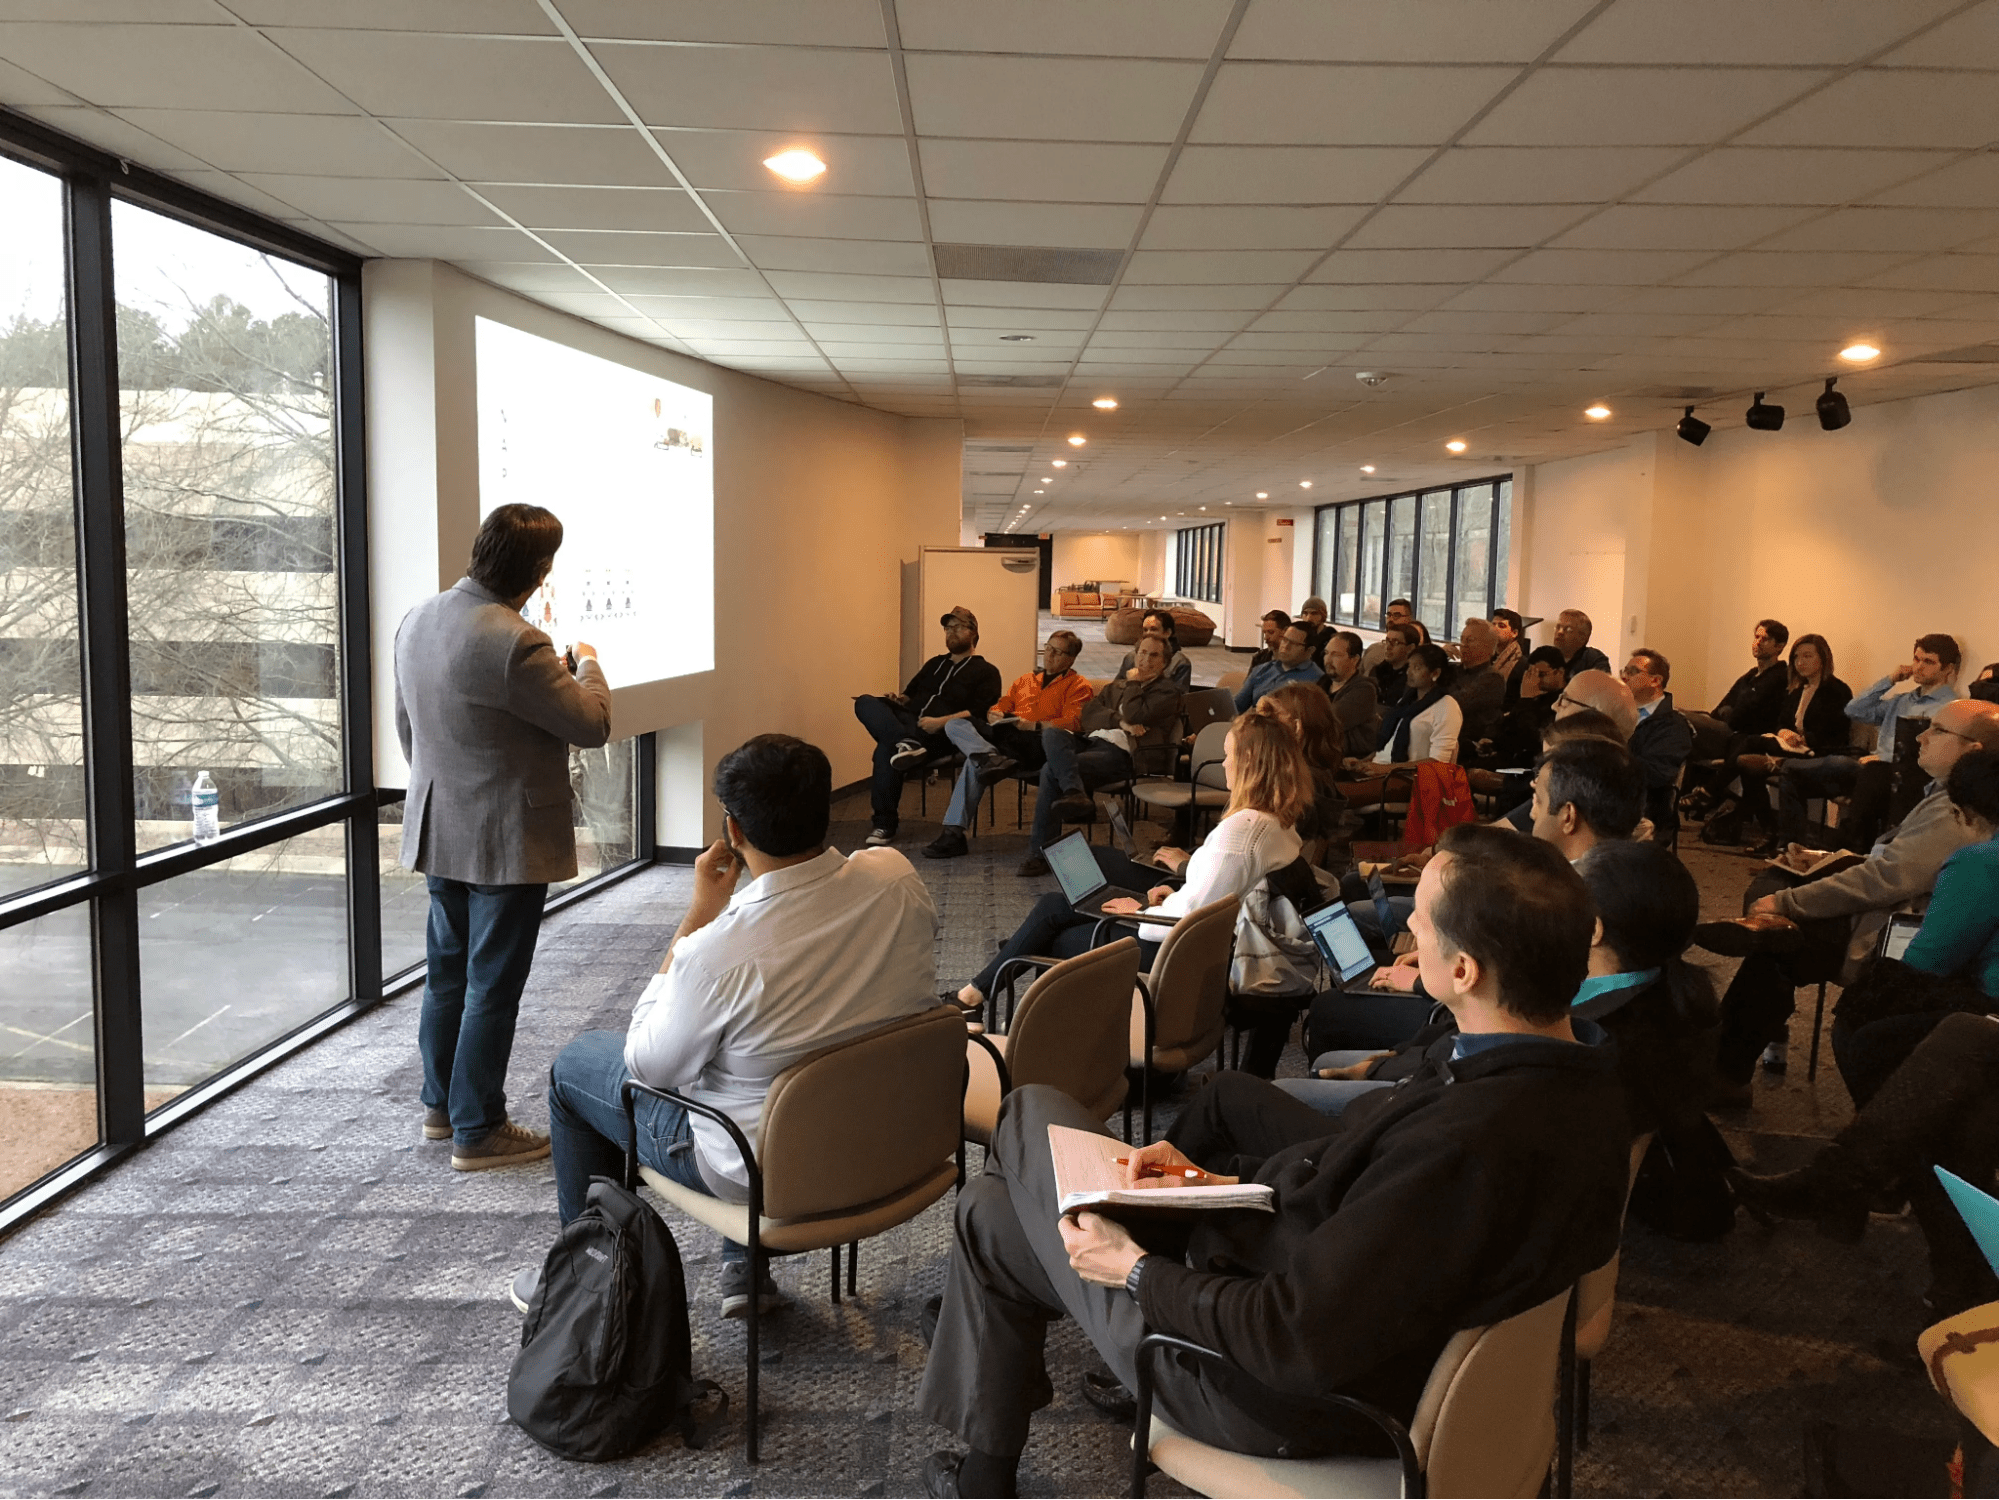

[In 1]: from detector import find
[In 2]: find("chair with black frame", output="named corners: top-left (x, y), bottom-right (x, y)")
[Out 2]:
top-left (1558, 1131), bottom-right (1657, 1486)
top-left (1133, 719), bottom-right (1232, 846)
top-left (1220, 858), bottom-right (1332, 1077)
top-left (619, 1004), bottom-right (967, 1463)
top-left (1124, 895), bottom-right (1239, 1143)
top-left (1130, 1284), bottom-right (1577, 1499)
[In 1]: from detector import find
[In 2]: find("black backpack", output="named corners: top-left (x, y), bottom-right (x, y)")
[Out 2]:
top-left (507, 1176), bottom-right (725, 1461)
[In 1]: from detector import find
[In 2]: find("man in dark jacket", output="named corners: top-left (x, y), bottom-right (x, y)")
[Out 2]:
top-left (853, 605), bottom-right (1001, 847)
top-left (1621, 648), bottom-right (1695, 845)
top-left (915, 824), bottom-right (1631, 1497)
top-left (1681, 619), bottom-right (1791, 810)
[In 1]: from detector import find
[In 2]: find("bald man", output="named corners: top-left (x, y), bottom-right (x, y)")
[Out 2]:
top-left (1557, 668), bottom-right (1640, 741)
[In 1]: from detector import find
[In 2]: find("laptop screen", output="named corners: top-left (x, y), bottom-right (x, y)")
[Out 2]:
top-left (1045, 831), bottom-right (1108, 906)
top-left (1366, 871), bottom-right (1397, 935)
top-left (1304, 902), bottom-right (1378, 985)
top-left (1881, 912), bottom-right (1923, 963)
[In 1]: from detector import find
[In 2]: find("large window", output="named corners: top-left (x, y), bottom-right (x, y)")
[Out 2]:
top-left (1174, 521), bottom-right (1224, 605)
top-left (1312, 477), bottom-right (1512, 640)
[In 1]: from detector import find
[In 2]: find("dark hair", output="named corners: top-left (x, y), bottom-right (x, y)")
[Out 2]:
top-left (1388, 598), bottom-right (1413, 613)
top-left (468, 504), bottom-right (563, 598)
top-left (1262, 609), bottom-right (1292, 628)
top-left (1789, 632), bottom-right (1835, 686)
top-left (1973, 662), bottom-right (1999, 704)
top-left (1142, 609), bottom-right (1180, 643)
top-left (1756, 617), bottom-right (1790, 648)
top-left (713, 734), bottom-right (831, 856)
top-left (1384, 622), bottom-right (1422, 649)
top-left (1329, 630), bottom-right (1364, 661)
top-left (1540, 738), bottom-right (1644, 840)
top-left (1409, 641), bottom-right (1453, 689)
top-left (1916, 632), bottom-right (1962, 670)
top-left (1527, 644), bottom-right (1568, 673)
top-left (1545, 708), bottom-right (1627, 748)
top-left (1491, 608), bottom-right (1524, 636)
top-left (1430, 824), bottom-right (1595, 1023)
top-left (1947, 749), bottom-right (1999, 826)
top-left (1575, 840), bottom-right (1718, 1028)
top-left (1409, 619), bottom-right (1432, 646)
top-left (1629, 647), bottom-right (1671, 686)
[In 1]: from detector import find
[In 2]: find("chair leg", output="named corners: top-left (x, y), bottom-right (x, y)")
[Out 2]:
top-left (1807, 982), bottom-right (1827, 1082)
top-left (1576, 1358), bottom-right (1592, 1451)
top-left (830, 1242), bottom-right (841, 1305)
top-left (1554, 1287), bottom-right (1577, 1498)
top-left (746, 1249), bottom-right (762, 1463)
top-left (847, 1239), bottom-right (859, 1298)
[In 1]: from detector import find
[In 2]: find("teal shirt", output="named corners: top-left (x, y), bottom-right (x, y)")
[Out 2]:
top-left (1904, 832), bottom-right (1999, 998)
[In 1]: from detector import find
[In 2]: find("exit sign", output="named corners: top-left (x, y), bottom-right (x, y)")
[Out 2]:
top-left (1275, 517), bottom-right (1294, 526)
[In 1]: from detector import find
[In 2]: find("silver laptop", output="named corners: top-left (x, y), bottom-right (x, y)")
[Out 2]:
top-left (1304, 902), bottom-right (1381, 988)
top-left (1045, 830), bottom-right (1148, 918)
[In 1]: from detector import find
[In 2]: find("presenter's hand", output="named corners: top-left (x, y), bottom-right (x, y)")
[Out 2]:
top-left (1060, 1212), bottom-right (1143, 1288)
top-left (571, 640), bottom-right (598, 663)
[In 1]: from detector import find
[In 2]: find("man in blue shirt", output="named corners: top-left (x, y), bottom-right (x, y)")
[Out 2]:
top-left (1780, 632), bottom-right (1961, 852)
top-left (1232, 619), bottom-right (1323, 712)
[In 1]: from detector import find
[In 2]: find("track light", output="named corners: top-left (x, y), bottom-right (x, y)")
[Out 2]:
top-left (1745, 392), bottom-right (1785, 432)
top-left (1676, 406), bottom-right (1710, 447)
top-left (1817, 377), bottom-right (1851, 431)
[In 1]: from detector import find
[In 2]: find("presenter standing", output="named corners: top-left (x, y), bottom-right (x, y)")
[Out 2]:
top-left (394, 504), bottom-right (612, 1170)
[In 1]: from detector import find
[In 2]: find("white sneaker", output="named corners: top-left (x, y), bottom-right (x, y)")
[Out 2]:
top-left (865, 827), bottom-right (896, 847)
top-left (889, 739), bottom-right (929, 767)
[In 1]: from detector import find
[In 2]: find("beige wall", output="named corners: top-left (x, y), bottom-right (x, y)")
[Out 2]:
top-left (1051, 531), bottom-right (1143, 589)
top-left (364, 261), bottom-right (962, 844)
top-left (1518, 382), bottom-right (1999, 709)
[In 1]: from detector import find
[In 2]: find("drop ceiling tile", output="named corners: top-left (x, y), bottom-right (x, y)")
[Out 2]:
top-left (1088, 329), bottom-right (1225, 349)
top-left (269, 30), bottom-right (619, 123)
top-left (528, 290), bottom-right (648, 318)
top-left (327, 222), bottom-right (556, 259)
top-left (1547, 311), bottom-right (1732, 336)
top-left (1396, 145), bottom-right (1687, 204)
top-left (11, 105), bottom-right (212, 172)
top-left (0, 0), bottom-right (215, 17)
top-left (799, 323), bottom-right (944, 346)
top-left (1671, 249), bottom-right (1924, 286)
top-left (897, 0), bottom-right (1233, 56)
top-left (383, 122), bottom-right (663, 186)
top-left (166, 170), bottom-right (326, 224)
top-left (1278, 283), bottom-right (1456, 311)
top-left (1161, 145), bottom-right (1429, 206)
top-left (940, 280), bottom-right (1110, 309)
top-left (1345, 203), bottom-right (1584, 249)
top-left (1768, 286), bottom-right (1975, 320)
top-left (1632, 146), bottom-right (1953, 206)
top-left (1309, 248), bottom-right (1518, 282)
top-left (1755, 206), bottom-right (1999, 254)
top-left (1106, 284), bottom-right (1289, 310)
top-left (1232, 0), bottom-right (1598, 63)
top-left (1465, 67), bottom-right (1828, 146)
top-left (1194, 63), bottom-right (1513, 145)
top-left (1551, 203), bottom-right (1819, 250)
top-left (233, 0), bottom-right (557, 29)
top-left (0, 53), bottom-right (76, 107)
top-left (1854, 255), bottom-right (1999, 294)
top-left (904, 55), bottom-right (1202, 142)
top-left (1869, 154), bottom-right (1999, 209)
top-left (562, 0), bottom-right (884, 45)
top-left (1250, 310), bottom-right (1411, 333)
top-left (928, 200), bottom-right (1142, 249)
top-left (1099, 309), bottom-right (1252, 332)
top-left (1743, 71), bottom-right (1999, 149)
top-left (654, 130), bottom-right (913, 195)
top-left (1227, 330), bottom-right (1372, 351)
top-left (1491, 247), bottom-right (1713, 283)
top-left (764, 269), bottom-right (935, 302)
top-left (0, 22), bottom-right (356, 112)
top-left (1142, 205), bottom-right (1366, 250)
top-left (704, 190), bottom-right (923, 241)
top-left (916, 140), bottom-right (1169, 203)
top-left (735, 236), bottom-right (932, 275)
top-left (1398, 309), bottom-right (1573, 335)
top-left (456, 261), bottom-right (600, 293)
top-left (1594, 284), bottom-right (1802, 315)
top-left (235, 174), bottom-right (499, 225)
top-left (1878, 4), bottom-right (1999, 67)
top-left (784, 298), bottom-right (941, 324)
top-left (948, 306), bottom-right (1099, 329)
top-left (107, 108), bottom-right (432, 179)
top-left (472, 184), bottom-right (704, 232)
top-left (1434, 283), bottom-right (1628, 312)
top-left (1555, 0), bottom-right (1958, 64)
top-left (602, 268), bottom-right (774, 296)
top-left (534, 230), bottom-right (740, 266)
top-left (656, 318), bottom-right (805, 340)
top-left (1124, 248), bottom-right (1321, 283)
top-left (593, 42), bottom-right (901, 133)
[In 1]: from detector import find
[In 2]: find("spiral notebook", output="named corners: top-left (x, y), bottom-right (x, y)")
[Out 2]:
top-left (1047, 1125), bottom-right (1272, 1216)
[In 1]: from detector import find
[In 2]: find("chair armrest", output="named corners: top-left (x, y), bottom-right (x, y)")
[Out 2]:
top-left (966, 1030), bottom-right (1012, 1100)
top-left (1129, 1333), bottom-right (1421, 1499)
top-left (619, 1079), bottom-right (763, 1231)
top-left (1091, 911), bottom-right (1182, 948)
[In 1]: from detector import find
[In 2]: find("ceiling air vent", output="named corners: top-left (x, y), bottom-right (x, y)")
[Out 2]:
top-left (933, 243), bottom-right (1123, 285)
top-left (1912, 344), bottom-right (1999, 363)
top-left (958, 374), bottom-right (1064, 387)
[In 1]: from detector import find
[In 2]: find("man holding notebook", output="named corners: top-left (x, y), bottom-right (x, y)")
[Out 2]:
top-left (915, 824), bottom-right (1631, 1498)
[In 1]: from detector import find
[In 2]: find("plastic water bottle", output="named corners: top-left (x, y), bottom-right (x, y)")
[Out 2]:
top-left (191, 771), bottom-right (220, 845)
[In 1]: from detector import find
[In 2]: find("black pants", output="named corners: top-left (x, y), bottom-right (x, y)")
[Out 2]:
top-left (1713, 874), bottom-right (1850, 1085)
top-left (970, 846), bottom-right (1171, 997)
top-left (1833, 1011), bottom-right (1953, 1111)
top-left (855, 693), bottom-right (950, 832)
top-left (1168, 1068), bottom-right (1340, 1167)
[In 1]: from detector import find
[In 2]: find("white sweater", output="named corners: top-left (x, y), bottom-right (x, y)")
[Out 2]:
top-left (1374, 694), bottom-right (1462, 767)
top-left (1145, 808), bottom-right (1304, 919)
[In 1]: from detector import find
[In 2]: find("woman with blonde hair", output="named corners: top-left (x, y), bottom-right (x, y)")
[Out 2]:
top-left (1257, 683), bottom-right (1350, 862)
top-left (955, 712), bottom-right (1312, 1010)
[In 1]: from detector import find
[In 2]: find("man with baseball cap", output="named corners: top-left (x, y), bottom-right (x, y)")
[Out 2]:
top-left (852, 605), bottom-right (1002, 847)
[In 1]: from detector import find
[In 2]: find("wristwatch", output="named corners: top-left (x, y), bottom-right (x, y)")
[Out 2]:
top-left (1123, 1254), bottom-right (1151, 1304)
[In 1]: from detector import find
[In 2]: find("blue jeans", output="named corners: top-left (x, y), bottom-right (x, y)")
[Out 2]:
top-left (419, 876), bottom-right (548, 1149)
top-left (1029, 728), bottom-right (1133, 855)
top-left (546, 1030), bottom-right (739, 1259)
top-left (943, 717), bottom-right (996, 827)
top-left (855, 693), bottom-right (950, 831)
top-left (1344, 896), bottom-right (1413, 952)
top-left (1275, 1051), bottom-right (1395, 1116)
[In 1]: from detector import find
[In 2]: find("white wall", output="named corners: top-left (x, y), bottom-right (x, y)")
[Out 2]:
top-left (363, 260), bottom-right (961, 846)
top-left (1051, 531), bottom-right (1142, 588)
top-left (1517, 382), bottom-right (1999, 708)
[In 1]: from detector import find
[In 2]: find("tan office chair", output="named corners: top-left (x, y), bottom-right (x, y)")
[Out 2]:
top-left (963, 937), bottom-right (1143, 1147)
top-left (621, 1004), bottom-right (967, 1462)
top-left (1215, 669), bottom-right (1247, 693)
top-left (1557, 1130), bottom-right (1657, 1489)
top-left (1128, 896), bottom-right (1239, 1141)
top-left (1133, 720), bottom-right (1232, 843)
top-left (1132, 1285), bottom-right (1574, 1498)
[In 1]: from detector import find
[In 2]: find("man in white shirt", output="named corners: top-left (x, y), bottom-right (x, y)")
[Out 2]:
top-left (513, 734), bottom-right (939, 1320)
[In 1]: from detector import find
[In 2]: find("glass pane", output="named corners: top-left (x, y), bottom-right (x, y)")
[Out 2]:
top-left (1359, 500), bottom-right (1386, 628)
top-left (0, 903), bottom-right (97, 1197)
top-left (141, 827), bottom-right (348, 1107)
top-left (1386, 494), bottom-right (1417, 635)
top-left (1417, 490), bottom-right (1451, 639)
top-left (112, 202), bottom-right (341, 855)
top-left (557, 735), bottom-right (639, 895)
top-left (1335, 507), bottom-right (1359, 624)
top-left (1453, 485), bottom-right (1494, 636)
top-left (1494, 478), bottom-right (1513, 616)
top-left (378, 796), bottom-right (428, 981)
top-left (0, 155), bottom-right (87, 898)
top-left (1311, 508), bottom-right (1335, 612)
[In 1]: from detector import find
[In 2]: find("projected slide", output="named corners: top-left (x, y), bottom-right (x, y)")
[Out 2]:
top-left (475, 317), bottom-right (714, 687)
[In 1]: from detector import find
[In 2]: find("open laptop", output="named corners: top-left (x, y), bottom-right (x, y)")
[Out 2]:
top-left (1304, 901), bottom-right (1384, 990)
top-left (1878, 911), bottom-right (1924, 962)
top-left (1045, 830), bottom-right (1152, 919)
top-left (1366, 871), bottom-right (1417, 957)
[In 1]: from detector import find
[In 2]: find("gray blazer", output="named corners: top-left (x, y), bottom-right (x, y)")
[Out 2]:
top-left (394, 577), bottom-right (612, 886)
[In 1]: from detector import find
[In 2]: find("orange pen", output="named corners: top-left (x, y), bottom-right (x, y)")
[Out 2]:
top-left (1114, 1157), bottom-right (1205, 1181)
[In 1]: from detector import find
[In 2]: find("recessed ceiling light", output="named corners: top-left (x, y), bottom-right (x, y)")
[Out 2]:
top-left (1040, 476), bottom-right (1054, 483)
top-left (762, 149), bottom-right (826, 184)
top-left (999, 334), bottom-right (1035, 342)
top-left (1068, 435), bottom-right (1086, 446)
top-left (1446, 440), bottom-right (1468, 453)
top-left (1299, 480), bottom-right (1312, 489)
top-left (1198, 506), bottom-right (1206, 510)
top-left (1050, 459), bottom-right (1067, 467)
top-left (1360, 465), bottom-right (1375, 474)
top-left (1255, 491), bottom-right (1268, 499)
top-left (1092, 396), bottom-right (1118, 410)
top-left (1584, 404), bottom-right (1612, 420)
top-left (1033, 489), bottom-right (1043, 494)
top-left (1840, 342), bottom-right (1881, 362)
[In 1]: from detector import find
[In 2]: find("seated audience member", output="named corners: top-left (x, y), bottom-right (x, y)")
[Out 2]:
top-left (1359, 598), bottom-right (1420, 675)
top-left (1532, 736), bottom-right (1647, 863)
top-left (1483, 645), bottom-right (1568, 770)
top-left (1490, 607), bottom-right (1526, 679)
top-left (1681, 619), bottom-right (1793, 807)
top-left (916, 824), bottom-right (1629, 1498)
top-left (1339, 643), bottom-right (1462, 808)
top-left (1256, 683), bottom-right (1349, 857)
top-left (1295, 596), bottom-right (1335, 653)
top-left (524, 735), bottom-right (937, 1319)
top-left (1248, 608), bottom-right (1290, 669)
top-left (1320, 629), bottom-right (1381, 759)
top-left (1827, 748), bottom-right (1999, 1107)
top-left (1620, 648), bottom-right (1695, 845)
top-left (1972, 661), bottom-right (1999, 704)
top-left (924, 630), bottom-right (1094, 860)
top-left (1116, 608), bottom-right (1194, 690)
top-left (1558, 667), bottom-right (1641, 740)
top-left (1720, 633), bottom-right (1853, 853)
top-left (1234, 618), bottom-right (1324, 711)
top-left (1368, 621), bottom-right (1420, 705)
top-left (1018, 636), bottom-right (1181, 877)
top-left (959, 712), bottom-right (1311, 1011)
top-left (1552, 607), bottom-right (1612, 680)
top-left (1448, 617), bottom-right (1507, 746)
top-left (1489, 708), bottom-right (1631, 834)
top-left (1732, 1010), bottom-right (1999, 1316)
top-left (854, 605), bottom-right (1002, 847)
top-left (1696, 698), bottom-right (1999, 1104)
top-left (1777, 631), bottom-right (1962, 854)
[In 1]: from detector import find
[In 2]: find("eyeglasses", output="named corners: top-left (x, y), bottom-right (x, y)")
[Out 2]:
top-left (1555, 691), bottom-right (1589, 712)
top-left (1923, 723), bottom-right (1975, 744)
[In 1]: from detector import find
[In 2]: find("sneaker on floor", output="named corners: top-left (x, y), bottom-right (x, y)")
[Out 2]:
top-left (1760, 1041), bottom-right (1789, 1075)
top-left (451, 1119), bottom-right (552, 1172)
top-left (865, 826), bottom-right (897, 847)
top-left (421, 1106), bottom-right (450, 1141)
top-left (889, 739), bottom-right (930, 767)
top-left (508, 1265), bottom-right (539, 1314)
top-left (1016, 852), bottom-right (1050, 877)
top-left (1052, 792), bottom-right (1096, 822)
top-left (977, 752), bottom-right (1019, 780)
top-left (923, 826), bottom-right (969, 859)
top-left (719, 1260), bottom-right (787, 1320)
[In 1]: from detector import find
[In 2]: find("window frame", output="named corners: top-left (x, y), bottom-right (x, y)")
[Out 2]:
top-left (1311, 475), bottom-right (1513, 637)
top-left (1173, 520), bottom-right (1224, 605)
